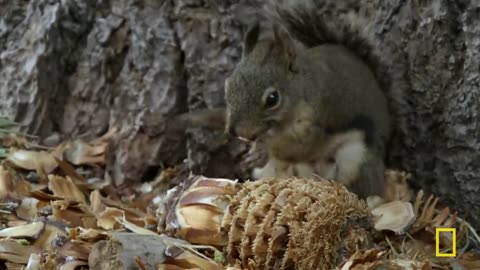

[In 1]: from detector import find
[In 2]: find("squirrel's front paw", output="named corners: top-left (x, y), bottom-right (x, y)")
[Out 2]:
top-left (252, 164), bottom-right (277, 180)
top-left (252, 159), bottom-right (295, 180)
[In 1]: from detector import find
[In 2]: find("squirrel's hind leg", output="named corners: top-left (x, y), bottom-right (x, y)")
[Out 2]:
top-left (348, 149), bottom-right (386, 199)
top-left (312, 130), bottom-right (386, 199)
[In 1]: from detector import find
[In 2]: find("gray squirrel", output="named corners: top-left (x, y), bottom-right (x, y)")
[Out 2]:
top-left (223, 0), bottom-right (394, 198)
top-left (143, 0), bottom-right (399, 199)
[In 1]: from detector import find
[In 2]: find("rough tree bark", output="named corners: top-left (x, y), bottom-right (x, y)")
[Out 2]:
top-left (0, 1), bottom-right (479, 227)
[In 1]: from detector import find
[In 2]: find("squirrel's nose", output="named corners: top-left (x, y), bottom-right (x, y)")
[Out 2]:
top-left (233, 126), bottom-right (259, 142)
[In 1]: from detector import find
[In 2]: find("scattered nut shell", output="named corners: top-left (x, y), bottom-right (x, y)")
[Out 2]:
top-left (371, 201), bottom-right (415, 234)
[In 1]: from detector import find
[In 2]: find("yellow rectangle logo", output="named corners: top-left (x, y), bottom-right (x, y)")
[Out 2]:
top-left (435, 227), bottom-right (456, 257)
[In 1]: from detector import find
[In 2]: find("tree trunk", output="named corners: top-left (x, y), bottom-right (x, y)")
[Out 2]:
top-left (0, 0), bottom-right (479, 227)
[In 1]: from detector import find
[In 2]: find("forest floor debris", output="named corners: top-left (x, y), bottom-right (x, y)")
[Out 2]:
top-left (0, 123), bottom-right (479, 270)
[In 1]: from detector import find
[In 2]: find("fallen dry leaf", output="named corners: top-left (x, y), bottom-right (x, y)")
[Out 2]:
top-left (51, 200), bottom-right (96, 228)
top-left (90, 189), bottom-right (149, 230)
top-left (57, 240), bottom-right (93, 261)
top-left (0, 240), bottom-right (33, 264)
top-left (96, 207), bottom-right (125, 230)
top-left (90, 190), bottom-right (105, 215)
top-left (48, 175), bottom-right (87, 204)
top-left (29, 188), bottom-right (63, 202)
top-left (116, 215), bottom-right (157, 235)
top-left (0, 222), bottom-right (44, 239)
top-left (74, 228), bottom-right (109, 242)
top-left (62, 127), bottom-right (116, 166)
top-left (32, 223), bottom-right (67, 252)
top-left (5, 262), bottom-right (27, 270)
top-left (0, 166), bottom-right (15, 199)
top-left (41, 253), bottom-right (59, 269)
top-left (11, 178), bottom-right (35, 198)
top-left (384, 169), bottom-right (413, 202)
top-left (454, 252), bottom-right (480, 269)
top-left (7, 149), bottom-right (58, 173)
top-left (15, 197), bottom-right (40, 220)
top-left (7, 220), bottom-right (28, 227)
top-left (25, 253), bottom-right (42, 270)
top-left (54, 157), bottom-right (86, 184)
top-left (1, 134), bottom-right (29, 149)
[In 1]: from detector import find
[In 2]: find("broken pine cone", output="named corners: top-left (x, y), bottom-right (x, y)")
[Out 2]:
top-left (158, 176), bottom-right (375, 270)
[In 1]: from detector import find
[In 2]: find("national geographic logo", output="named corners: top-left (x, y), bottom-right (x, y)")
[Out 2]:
top-left (435, 228), bottom-right (456, 257)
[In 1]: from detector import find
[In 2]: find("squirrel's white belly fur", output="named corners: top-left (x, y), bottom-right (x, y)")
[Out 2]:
top-left (254, 129), bottom-right (367, 185)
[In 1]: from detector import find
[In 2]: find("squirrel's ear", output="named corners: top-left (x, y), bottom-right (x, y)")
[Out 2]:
top-left (273, 24), bottom-right (298, 73)
top-left (242, 22), bottom-right (261, 57)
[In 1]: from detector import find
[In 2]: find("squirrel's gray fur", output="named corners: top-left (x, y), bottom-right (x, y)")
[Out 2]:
top-left (262, 0), bottom-right (395, 103)
top-left (222, 0), bottom-right (407, 198)
top-left (260, 0), bottom-right (410, 173)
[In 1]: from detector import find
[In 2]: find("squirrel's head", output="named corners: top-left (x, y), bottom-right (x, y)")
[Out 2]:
top-left (224, 22), bottom-right (300, 142)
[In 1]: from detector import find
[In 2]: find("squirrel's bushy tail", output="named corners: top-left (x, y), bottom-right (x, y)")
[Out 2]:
top-left (264, 0), bottom-right (375, 48)
top-left (263, 0), bottom-right (405, 111)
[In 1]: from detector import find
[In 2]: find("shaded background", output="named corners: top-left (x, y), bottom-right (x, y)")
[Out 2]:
top-left (0, 0), bottom-right (479, 227)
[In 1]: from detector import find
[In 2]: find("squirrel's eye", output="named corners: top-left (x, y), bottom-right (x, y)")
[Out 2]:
top-left (263, 89), bottom-right (280, 109)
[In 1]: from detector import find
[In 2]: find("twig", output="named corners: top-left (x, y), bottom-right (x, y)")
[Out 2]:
top-left (385, 236), bottom-right (398, 257)
top-left (134, 256), bottom-right (147, 270)
top-left (159, 234), bottom-right (223, 265)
